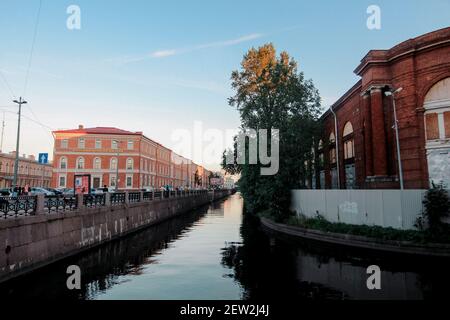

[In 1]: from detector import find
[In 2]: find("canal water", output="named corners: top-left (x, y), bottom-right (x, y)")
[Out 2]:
top-left (2, 193), bottom-right (450, 300)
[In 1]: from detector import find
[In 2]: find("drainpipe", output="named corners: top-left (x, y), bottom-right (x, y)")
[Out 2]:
top-left (330, 105), bottom-right (341, 188)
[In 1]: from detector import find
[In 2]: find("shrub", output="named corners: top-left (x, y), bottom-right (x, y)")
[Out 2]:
top-left (421, 185), bottom-right (450, 232)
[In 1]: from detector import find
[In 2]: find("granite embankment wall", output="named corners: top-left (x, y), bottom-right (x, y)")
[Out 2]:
top-left (0, 189), bottom-right (232, 283)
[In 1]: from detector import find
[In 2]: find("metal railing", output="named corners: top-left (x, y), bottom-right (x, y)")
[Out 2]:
top-left (110, 192), bottom-right (126, 206)
top-left (0, 196), bottom-right (37, 219)
top-left (44, 195), bottom-right (77, 213)
top-left (143, 192), bottom-right (153, 201)
top-left (83, 194), bottom-right (106, 208)
top-left (128, 192), bottom-right (141, 203)
top-left (0, 189), bottom-right (222, 219)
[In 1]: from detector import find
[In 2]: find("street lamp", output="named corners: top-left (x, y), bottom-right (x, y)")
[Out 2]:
top-left (12, 97), bottom-right (27, 192)
top-left (113, 140), bottom-right (122, 192)
top-left (385, 87), bottom-right (404, 189)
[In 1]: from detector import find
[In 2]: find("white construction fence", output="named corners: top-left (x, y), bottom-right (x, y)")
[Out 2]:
top-left (291, 189), bottom-right (428, 230)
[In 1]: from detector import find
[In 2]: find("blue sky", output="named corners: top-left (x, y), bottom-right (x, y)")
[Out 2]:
top-left (0, 0), bottom-right (449, 169)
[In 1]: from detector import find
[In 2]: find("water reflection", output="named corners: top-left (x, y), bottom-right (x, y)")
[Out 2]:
top-left (2, 194), bottom-right (450, 300)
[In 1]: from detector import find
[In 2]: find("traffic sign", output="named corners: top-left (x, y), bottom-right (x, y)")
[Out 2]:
top-left (38, 153), bottom-right (49, 164)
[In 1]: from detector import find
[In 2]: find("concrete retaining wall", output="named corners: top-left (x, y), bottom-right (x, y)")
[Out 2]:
top-left (0, 190), bottom-right (232, 283)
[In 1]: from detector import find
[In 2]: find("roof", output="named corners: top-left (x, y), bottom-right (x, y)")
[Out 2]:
top-left (53, 127), bottom-right (143, 136)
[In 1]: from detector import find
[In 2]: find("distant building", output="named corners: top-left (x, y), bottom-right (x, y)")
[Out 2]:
top-left (52, 125), bottom-right (211, 190)
top-left (224, 176), bottom-right (235, 189)
top-left (0, 152), bottom-right (52, 188)
top-left (314, 27), bottom-right (450, 190)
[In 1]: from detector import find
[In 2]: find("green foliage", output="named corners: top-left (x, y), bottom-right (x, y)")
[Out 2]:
top-left (419, 185), bottom-right (450, 232)
top-left (222, 44), bottom-right (322, 220)
top-left (278, 214), bottom-right (450, 244)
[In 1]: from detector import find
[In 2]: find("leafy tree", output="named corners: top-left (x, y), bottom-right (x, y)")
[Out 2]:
top-left (419, 185), bottom-right (450, 233)
top-left (222, 44), bottom-right (322, 221)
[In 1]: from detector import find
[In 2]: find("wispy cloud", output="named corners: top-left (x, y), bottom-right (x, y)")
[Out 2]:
top-left (150, 33), bottom-right (264, 59)
top-left (107, 33), bottom-right (265, 65)
top-left (150, 49), bottom-right (177, 58)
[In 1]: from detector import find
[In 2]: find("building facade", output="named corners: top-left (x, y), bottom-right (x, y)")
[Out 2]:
top-left (0, 152), bottom-right (52, 188)
top-left (316, 27), bottom-right (450, 190)
top-left (52, 125), bottom-right (212, 190)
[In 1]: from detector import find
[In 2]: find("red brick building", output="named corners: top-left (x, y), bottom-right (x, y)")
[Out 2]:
top-left (52, 126), bottom-right (211, 190)
top-left (316, 27), bottom-right (450, 190)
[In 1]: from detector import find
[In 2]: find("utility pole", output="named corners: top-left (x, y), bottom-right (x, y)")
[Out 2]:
top-left (0, 111), bottom-right (5, 153)
top-left (385, 88), bottom-right (404, 190)
top-left (12, 97), bottom-right (27, 191)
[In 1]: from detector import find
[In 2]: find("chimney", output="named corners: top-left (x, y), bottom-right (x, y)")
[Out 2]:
top-left (78, 124), bottom-right (84, 130)
top-left (28, 155), bottom-right (35, 161)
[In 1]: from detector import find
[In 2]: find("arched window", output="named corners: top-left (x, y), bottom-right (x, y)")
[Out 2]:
top-left (94, 157), bottom-right (101, 170)
top-left (60, 157), bottom-right (67, 169)
top-left (110, 157), bottom-right (118, 170)
top-left (343, 122), bottom-right (355, 160)
top-left (423, 77), bottom-right (450, 188)
top-left (424, 77), bottom-right (450, 142)
top-left (77, 157), bottom-right (85, 169)
top-left (127, 158), bottom-right (134, 170)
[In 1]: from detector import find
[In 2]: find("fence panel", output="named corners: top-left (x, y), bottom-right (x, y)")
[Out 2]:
top-left (291, 189), bottom-right (426, 230)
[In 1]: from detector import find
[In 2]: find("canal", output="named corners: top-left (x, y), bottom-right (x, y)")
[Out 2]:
top-left (1, 193), bottom-right (450, 300)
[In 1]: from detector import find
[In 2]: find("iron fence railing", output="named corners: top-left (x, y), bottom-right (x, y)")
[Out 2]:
top-left (0, 196), bottom-right (37, 219)
top-left (0, 189), bottom-right (215, 219)
top-left (83, 194), bottom-right (106, 208)
top-left (128, 192), bottom-right (141, 203)
top-left (143, 192), bottom-right (153, 201)
top-left (44, 195), bottom-right (77, 213)
top-left (110, 193), bottom-right (126, 205)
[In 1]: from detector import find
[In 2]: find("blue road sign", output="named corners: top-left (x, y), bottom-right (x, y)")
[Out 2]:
top-left (38, 153), bottom-right (49, 164)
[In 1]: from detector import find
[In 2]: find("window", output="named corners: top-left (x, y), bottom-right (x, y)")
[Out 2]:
top-left (127, 158), bottom-right (134, 170)
top-left (110, 176), bottom-right (117, 187)
top-left (126, 175), bottom-right (133, 188)
top-left (60, 157), bottom-right (67, 169)
top-left (78, 138), bottom-right (85, 149)
top-left (344, 140), bottom-right (354, 159)
top-left (343, 122), bottom-right (355, 160)
top-left (77, 157), bottom-right (85, 169)
top-left (95, 139), bottom-right (102, 149)
top-left (94, 157), bottom-right (101, 170)
top-left (110, 157), bottom-right (118, 170)
top-left (425, 113), bottom-right (440, 140)
top-left (112, 140), bottom-right (118, 149)
top-left (61, 139), bottom-right (68, 148)
top-left (127, 140), bottom-right (134, 150)
top-left (59, 175), bottom-right (67, 188)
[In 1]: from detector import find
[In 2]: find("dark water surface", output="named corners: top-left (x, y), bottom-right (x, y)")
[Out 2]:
top-left (1, 193), bottom-right (450, 300)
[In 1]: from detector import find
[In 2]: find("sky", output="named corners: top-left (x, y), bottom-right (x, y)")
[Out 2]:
top-left (0, 0), bottom-right (449, 171)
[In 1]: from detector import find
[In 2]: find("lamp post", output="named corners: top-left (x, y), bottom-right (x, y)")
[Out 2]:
top-left (330, 105), bottom-right (340, 189)
top-left (12, 97), bottom-right (27, 191)
top-left (385, 87), bottom-right (404, 189)
top-left (113, 140), bottom-right (121, 192)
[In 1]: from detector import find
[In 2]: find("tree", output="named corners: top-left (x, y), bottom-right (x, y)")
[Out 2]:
top-left (222, 44), bottom-right (322, 221)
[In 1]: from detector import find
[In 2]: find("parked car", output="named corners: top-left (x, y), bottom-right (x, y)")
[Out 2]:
top-left (90, 188), bottom-right (104, 195)
top-left (30, 187), bottom-right (55, 196)
top-left (0, 188), bottom-right (13, 196)
top-left (46, 188), bottom-right (63, 195)
top-left (55, 188), bottom-right (75, 196)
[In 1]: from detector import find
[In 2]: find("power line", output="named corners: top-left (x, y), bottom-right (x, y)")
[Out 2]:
top-left (23, 0), bottom-right (43, 97)
top-left (0, 70), bottom-right (16, 99)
